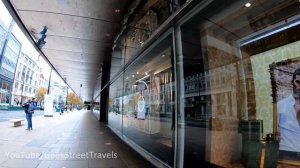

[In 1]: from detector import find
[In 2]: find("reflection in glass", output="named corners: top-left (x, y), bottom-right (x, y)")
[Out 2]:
top-left (108, 75), bottom-right (123, 134)
top-left (112, 0), bottom-right (171, 70)
top-left (180, 0), bottom-right (300, 167)
top-left (122, 35), bottom-right (174, 166)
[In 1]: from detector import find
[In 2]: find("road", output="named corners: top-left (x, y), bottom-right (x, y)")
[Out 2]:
top-left (0, 110), bottom-right (45, 122)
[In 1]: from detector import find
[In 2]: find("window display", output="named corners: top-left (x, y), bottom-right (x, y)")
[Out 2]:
top-left (270, 58), bottom-right (300, 167)
top-left (179, 0), bottom-right (300, 167)
top-left (108, 34), bottom-right (174, 166)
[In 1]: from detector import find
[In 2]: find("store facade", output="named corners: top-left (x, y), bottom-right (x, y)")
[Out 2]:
top-left (94, 0), bottom-right (300, 167)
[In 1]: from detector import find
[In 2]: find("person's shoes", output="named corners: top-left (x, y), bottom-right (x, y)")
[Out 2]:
top-left (30, 128), bottom-right (33, 130)
top-left (25, 128), bottom-right (30, 130)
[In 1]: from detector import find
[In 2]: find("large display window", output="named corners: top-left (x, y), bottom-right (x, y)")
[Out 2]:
top-left (123, 33), bottom-right (174, 166)
top-left (108, 33), bottom-right (175, 166)
top-left (178, 0), bottom-right (300, 167)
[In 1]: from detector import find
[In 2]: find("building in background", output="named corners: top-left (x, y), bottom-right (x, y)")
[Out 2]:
top-left (11, 52), bottom-right (39, 105)
top-left (0, 18), bottom-right (21, 105)
top-left (50, 81), bottom-right (68, 107)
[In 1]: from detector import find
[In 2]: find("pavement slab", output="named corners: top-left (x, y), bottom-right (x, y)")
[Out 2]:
top-left (0, 110), bottom-right (155, 168)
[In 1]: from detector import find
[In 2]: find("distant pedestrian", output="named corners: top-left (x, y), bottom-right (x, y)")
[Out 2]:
top-left (22, 99), bottom-right (32, 130)
top-left (65, 105), bottom-right (68, 113)
top-left (59, 103), bottom-right (65, 115)
top-left (69, 104), bottom-right (73, 111)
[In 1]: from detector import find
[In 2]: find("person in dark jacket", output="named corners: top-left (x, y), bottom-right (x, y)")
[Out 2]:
top-left (22, 98), bottom-right (36, 130)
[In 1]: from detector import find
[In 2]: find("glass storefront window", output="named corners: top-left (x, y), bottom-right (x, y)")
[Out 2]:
top-left (108, 75), bottom-right (124, 134)
top-left (109, 33), bottom-right (175, 166)
top-left (179, 0), bottom-right (300, 167)
top-left (0, 79), bottom-right (12, 105)
top-left (123, 33), bottom-right (174, 166)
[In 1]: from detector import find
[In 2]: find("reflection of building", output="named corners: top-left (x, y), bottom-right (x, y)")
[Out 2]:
top-left (0, 19), bottom-right (21, 105)
top-left (11, 52), bottom-right (39, 105)
top-left (184, 64), bottom-right (239, 121)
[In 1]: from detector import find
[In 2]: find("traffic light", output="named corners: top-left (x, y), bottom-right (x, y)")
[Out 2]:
top-left (37, 26), bottom-right (47, 48)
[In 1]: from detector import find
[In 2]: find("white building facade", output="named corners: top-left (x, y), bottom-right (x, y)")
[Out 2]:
top-left (11, 52), bottom-right (40, 105)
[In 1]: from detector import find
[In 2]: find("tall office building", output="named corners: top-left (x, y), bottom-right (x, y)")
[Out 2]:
top-left (0, 18), bottom-right (21, 105)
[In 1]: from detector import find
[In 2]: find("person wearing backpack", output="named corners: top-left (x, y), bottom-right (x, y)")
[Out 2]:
top-left (31, 98), bottom-right (37, 113)
top-left (22, 98), bottom-right (37, 130)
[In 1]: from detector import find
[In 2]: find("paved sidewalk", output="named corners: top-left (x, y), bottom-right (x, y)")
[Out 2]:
top-left (0, 110), bottom-right (155, 168)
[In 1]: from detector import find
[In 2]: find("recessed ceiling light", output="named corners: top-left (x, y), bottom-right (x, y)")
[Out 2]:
top-left (132, 75), bottom-right (135, 78)
top-left (136, 72), bottom-right (139, 74)
top-left (245, 2), bottom-right (251, 7)
top-left (162, 54), bottom-right (166, 57)
top-left (114, 9), bottom-right (120, 13)
top-left (145, 72), bottom-right (148, 75)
